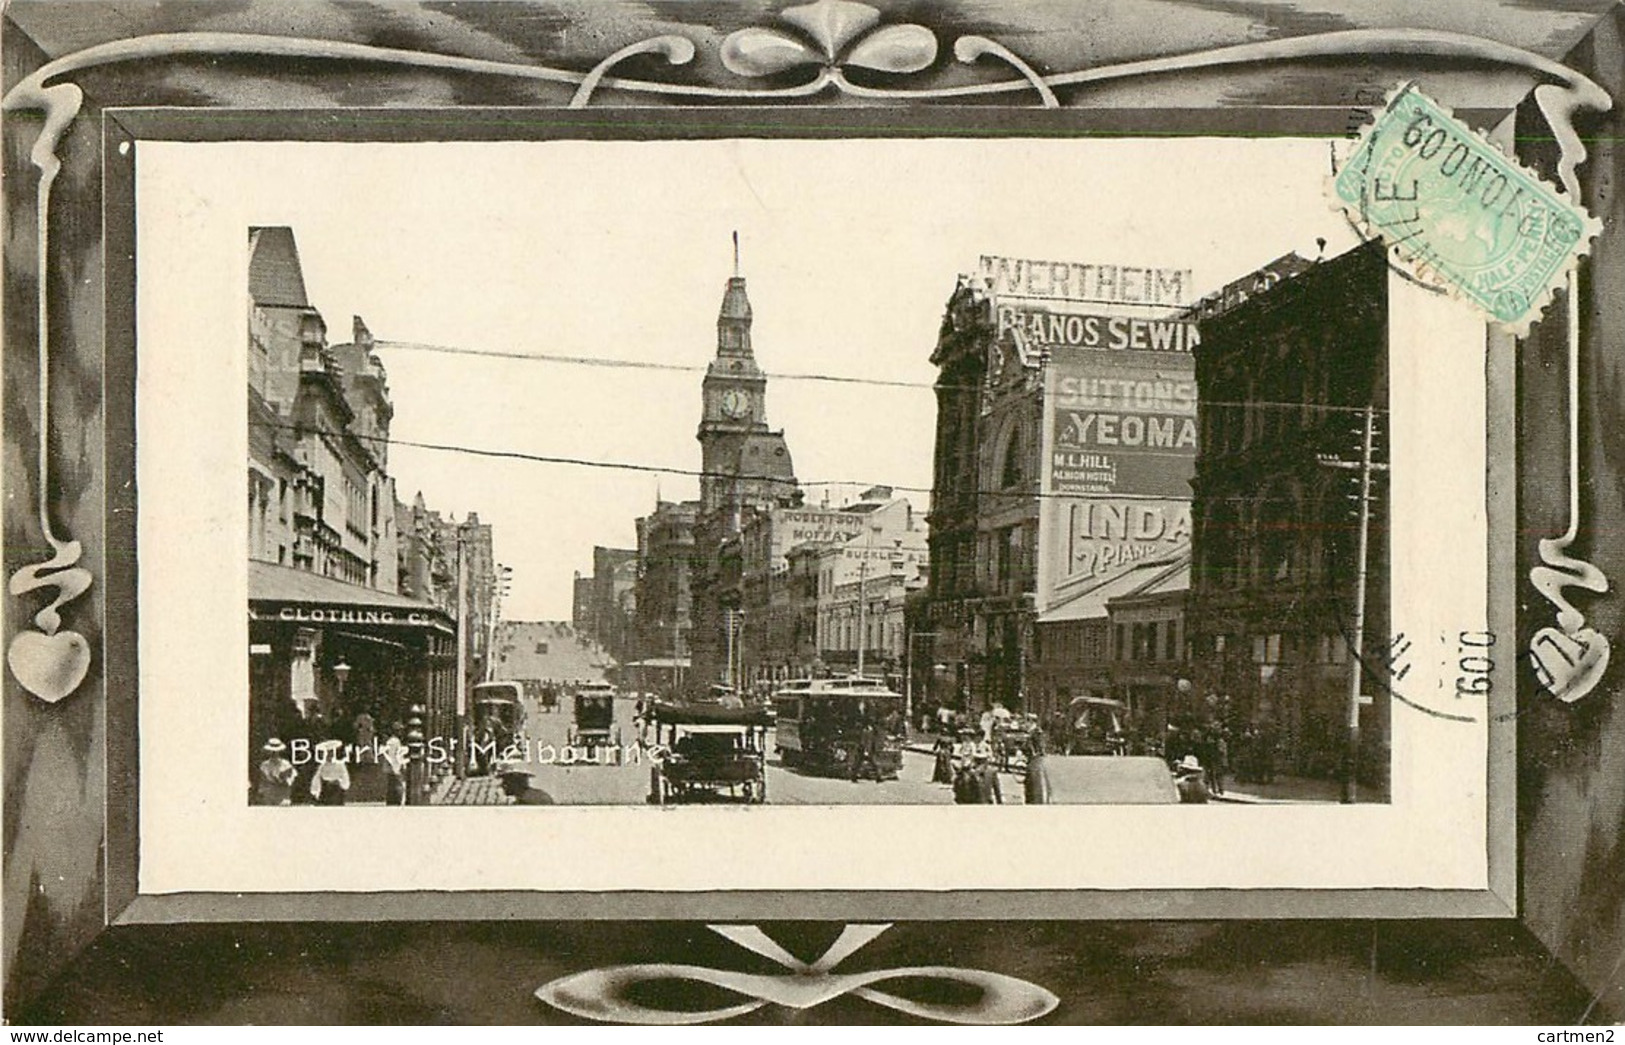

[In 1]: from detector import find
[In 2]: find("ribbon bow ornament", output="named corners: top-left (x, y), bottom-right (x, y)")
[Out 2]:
top-left (535, 923), bottom-right (1059, 1025)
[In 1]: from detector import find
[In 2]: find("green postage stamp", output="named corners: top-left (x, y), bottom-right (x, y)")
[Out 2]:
top-left (1333, 82), bottom-right (1601, 332)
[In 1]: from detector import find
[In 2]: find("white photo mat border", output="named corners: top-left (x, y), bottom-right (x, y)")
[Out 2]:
top-left (134, 135), bottom-right (1494, 898)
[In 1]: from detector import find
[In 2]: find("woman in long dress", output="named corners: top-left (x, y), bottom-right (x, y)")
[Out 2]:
top-left (310, 738), bottom-right (352, 805)
top-left (254, 739), bottom-right (296, 806)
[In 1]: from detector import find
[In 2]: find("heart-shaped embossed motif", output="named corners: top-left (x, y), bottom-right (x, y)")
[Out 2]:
top-left (8, 628), bottom-right (91, 704)
top-left (1530, 626), bottom-right (1610, 704)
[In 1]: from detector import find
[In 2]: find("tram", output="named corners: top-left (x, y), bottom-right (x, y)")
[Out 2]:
top-left (772, 676), bottom-right (905, 780)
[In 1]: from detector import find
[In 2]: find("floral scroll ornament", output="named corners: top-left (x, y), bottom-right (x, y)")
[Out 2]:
top-left (719, 0), bottom-right (1057, 106)
top-left (536, 923), bottom-right (1059, 1024)
top-left (5, 73), bottom-right (94, 705)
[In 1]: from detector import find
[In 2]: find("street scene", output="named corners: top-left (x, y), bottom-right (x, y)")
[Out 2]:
top-left (435, 680), bottom-right (999, 807)
top-left (243, 138), bottom-right (1391, 809)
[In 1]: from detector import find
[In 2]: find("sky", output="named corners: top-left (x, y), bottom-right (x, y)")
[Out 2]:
top-left (162, 135), bottom-right (1357, 621)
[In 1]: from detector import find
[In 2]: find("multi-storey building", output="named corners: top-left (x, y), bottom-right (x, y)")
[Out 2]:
top-left (688, 256), bottom-right (802, 691)
top-left (1186, 240), bottom-right (1389, 787)
top-left (248, 228), bottom-right (397, 587)
top-left (571, 572), bottom-right (594, 633)
top-left (921, 276), bottom-right (994, 710)
top-left (633, 499), bottom-right (701, 670)
top-left (588, 546), bottom-right (638, 663)
top-left (810, 495), bottom-right (929, 679)
top-left (923, 256), bottom-right (1204, 717)
top-left (246, 227), bottom-right (455, 797)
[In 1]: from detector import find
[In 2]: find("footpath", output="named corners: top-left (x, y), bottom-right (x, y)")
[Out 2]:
top-left (432, 773), bottom-right (514, 805)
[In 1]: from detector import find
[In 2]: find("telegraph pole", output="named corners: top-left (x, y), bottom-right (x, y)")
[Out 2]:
top-left (1319, 404), bottom-right (1387, 804)
top-left (454, 536), bottom-right (468, 777)
top-left (856, 524), bottom-right (879, 679)
top-left (856, 557), bottom-right (869, 680)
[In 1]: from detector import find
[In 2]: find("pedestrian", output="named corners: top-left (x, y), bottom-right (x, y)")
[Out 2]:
top-left (499, 767), bottom-right (556, 805)
top-left (380, 722), bottom-right (408, 806)
top-left (254, 738), bottom-right (296, 806)
top-left (931, 734), bottom-right (955, 784)
top-left (1174, 754), bottom-right (1209, 804)
top-left (850, 720), bottom-right (879, 781)
top-left (353, 708), bottom-right (376, 763)
top-left (1211, 730), bottom-right (1229, 796)
top-left (289, 711), bottom-right (323, 805)
top-left (310, 738), bottom-right (352, 805)
top-left (473, 723), bottom-right (495, 776)
top-left (969, 749), bottom-right (1003, 804)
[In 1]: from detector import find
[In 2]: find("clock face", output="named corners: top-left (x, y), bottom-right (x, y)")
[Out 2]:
top-left (720, 389), bottom-right (749, 420)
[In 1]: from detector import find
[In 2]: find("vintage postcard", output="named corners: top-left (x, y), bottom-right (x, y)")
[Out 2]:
top-left (5, 0), bottom-right (1621, 1026)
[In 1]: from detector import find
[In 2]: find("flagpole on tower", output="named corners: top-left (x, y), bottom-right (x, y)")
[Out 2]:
top-left (732, 230), bottom-right (740, 277)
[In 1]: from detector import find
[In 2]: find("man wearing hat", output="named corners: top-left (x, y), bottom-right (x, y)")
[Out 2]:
top-left (970, 745), bottom-right (1003, 804)
top-left (499, 766), bottom-right (556, 806)
top-left (254, 739), bottom-right (296, 806)
top-left (310, 738), bottom-right (353, 805)
top-left (1174, 754), bottom-right (1210, 804)
top-left (954, 744), bottom-right (1002, 804)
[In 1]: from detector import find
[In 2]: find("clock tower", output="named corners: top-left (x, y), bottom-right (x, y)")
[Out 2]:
top-left (696, 240), bottom-right (797, 519)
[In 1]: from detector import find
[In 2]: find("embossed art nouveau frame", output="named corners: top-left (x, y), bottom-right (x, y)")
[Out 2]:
top-left (5, 0), bottom-right (1622, 1012)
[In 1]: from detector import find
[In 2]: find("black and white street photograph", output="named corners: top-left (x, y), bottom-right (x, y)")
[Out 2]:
top-left (10, 0), bottom-right (1625, 1030)
top-left (229, 136), bottom-right (1391, 809)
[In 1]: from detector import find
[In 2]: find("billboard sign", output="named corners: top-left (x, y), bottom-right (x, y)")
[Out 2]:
top-left (979, 255), bottom-right (1193, 308)
top-left (1046, 356), bottom-right (1197, 500)
top-left (1040, 497), bottom-right (1192, 604)
top-left (997, 306), bottom-right (1199, 354)
top-left (1036, 346), bottom-right (1197, 613)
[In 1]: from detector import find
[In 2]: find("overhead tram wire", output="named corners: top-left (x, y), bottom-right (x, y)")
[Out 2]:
top-left (251, 417), bottom-right (1375, 506)
top-left (371, 339), bottom-right (1390, 414)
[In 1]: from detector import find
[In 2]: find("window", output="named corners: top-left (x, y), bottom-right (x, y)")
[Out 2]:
top-left (1115, 624), bottom-right (1126, 661)
top-left (1261, 489), bottom-right (1295, 582)
top-left (536, 642), bottom-right (548, 654)
top-left (1000, 423), bottom-right (1024, 489)
top-left (1164, 621), bottom-right (1178, 661)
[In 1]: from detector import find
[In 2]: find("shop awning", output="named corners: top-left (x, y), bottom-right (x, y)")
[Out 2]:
top-left (249, 561), bottom-right (455, 633)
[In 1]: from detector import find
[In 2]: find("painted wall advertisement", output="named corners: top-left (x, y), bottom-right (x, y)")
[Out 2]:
top-left (1038, 496), bottom-right (1193, 607)
top-left (983, 254), bottom-right (1200, 613)
top-left (1046, 354), bottom-right (1197, 500)
top-left (1035, 344), bottom-right (1198, 610)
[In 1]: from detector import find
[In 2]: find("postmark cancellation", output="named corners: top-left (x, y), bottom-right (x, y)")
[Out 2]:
top-left (1332, 82), bottom-right (1601, 334)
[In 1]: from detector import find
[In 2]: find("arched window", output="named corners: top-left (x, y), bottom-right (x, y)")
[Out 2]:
top-left (1000, 423), bottom-right (1024, 489)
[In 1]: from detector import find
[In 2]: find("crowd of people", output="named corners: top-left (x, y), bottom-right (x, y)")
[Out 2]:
top-left (912, 691), bottom-right (1292, 805)
top-left (252, 707), bottom-right (412, 806)
top-left (930, 732), bottom-right (1004, 804)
